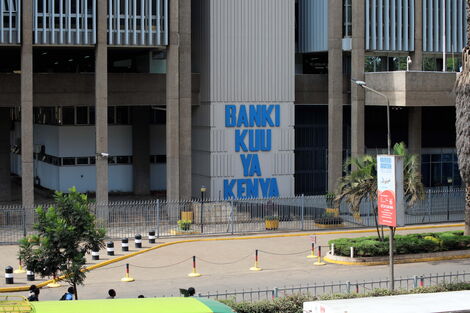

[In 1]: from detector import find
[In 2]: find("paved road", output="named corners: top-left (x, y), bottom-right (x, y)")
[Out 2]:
top-left (1, 224), bottom-right (468, 301)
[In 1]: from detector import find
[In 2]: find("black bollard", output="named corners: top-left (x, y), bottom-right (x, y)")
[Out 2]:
top-left (106, 241), bottom-right (115, 256)
top-left (27, 270), bottom-right (35, 281)
top-left (121, 238), bottom-right (129, 252)
top-left (5, 266), bottom-right (13, 284)
top-left (135, 234), bottom-right (142, 249)
top-left (148, 231), bottom-right (156, 244)
top-left (91, 248), bottom-right (100, 260)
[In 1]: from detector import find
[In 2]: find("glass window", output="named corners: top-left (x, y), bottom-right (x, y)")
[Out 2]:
top-left (62, 107), bottom-right (75, 125)
top-left (62, 157), bottom-right (76, 166)
top-left (116, 107), bottom-right (129, 124)
top-left (89, 107), bottom-right (96, 125)
top-left (108, 156), bottom-right (117, 164)
top-left (76, 157), bottom-right (89, 165)
top-left (76, 107), bottom-right (89, 125)
top-left (108, 106), bottom-right (115, 124)
top-left (431, 154), bottom-right (442, 162)
top-left (116, 156), bottom-right (130, 164)
top-left (90, 157), bottom-right (96, 165)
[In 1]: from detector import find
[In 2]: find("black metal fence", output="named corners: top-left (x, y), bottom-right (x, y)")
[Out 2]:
top-left (0, 187), bottom-right (465, 244)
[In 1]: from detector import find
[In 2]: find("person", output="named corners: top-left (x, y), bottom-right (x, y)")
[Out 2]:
top-left (107, 289), bottom-right (116, 299)
top-left (28, 285), bottom-right (39, 301)
top-left (60, 287), bottom-right (74, 300)
top-left (137, 295), bottom-right (145, 298)
top-left (187, 287), bottom-right (195, 297)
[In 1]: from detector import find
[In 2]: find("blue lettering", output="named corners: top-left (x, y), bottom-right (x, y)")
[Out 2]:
top-left (249, 154), bottom-right (262, 176)
top-left (224, 179), bottom-right (236, 199)
top-left (246, 179), bottom-right (259, 198)
top-left (249, 130), bottom-right (260, 151)
top-left (261, 129), bottom-right (272, 151)
top-left (237, 105), bottom-right (249, 127)
top-left (262, 105), bottom-right (275, 127)
top-left (260, 178), bottom-right (270, 197)
top-left (240, 154), bottom-right (251, 176)
top-left (237, 179), bottom-right (247, 198)
top-left (268, 178), bottom-right (280, 197)
top-left (225, 105), bottom-right (236, 127)
top-left (235, 130), bottom-right (248, 152)
top-left (249, 105), bottom-right (262, 127)
top-left (275, 105), bottom-right (280, 127)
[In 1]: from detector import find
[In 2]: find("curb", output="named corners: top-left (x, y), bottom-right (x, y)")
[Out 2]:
top-left (324, 251), bottom-right (470, 266)
top-left (0, 223), bottom-right (464, 293)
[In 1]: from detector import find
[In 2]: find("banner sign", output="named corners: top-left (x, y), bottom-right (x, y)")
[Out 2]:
top-left (377, 155), bottom-right (404, 227)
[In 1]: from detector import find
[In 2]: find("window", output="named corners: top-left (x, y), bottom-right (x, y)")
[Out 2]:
top-left (76, 107), bottom-right (89, 125)
top-left (62, 107), bottom-right (75, 125)
top-left (76, 157), bottom-right (89, 165)
top-left (116, 107), bottom-right (130, 124)
top-left (62, 157), bottom-right (76, 166)
top-left (343, 0), bottom-right (352, 37)
top-left (108, 106), bottom-right (115, 124)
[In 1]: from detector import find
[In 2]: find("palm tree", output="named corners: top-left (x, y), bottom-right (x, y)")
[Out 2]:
top-left (334, 142), bottom-right (425, 241)
top-left (453, 4), bottom-right (470, 235)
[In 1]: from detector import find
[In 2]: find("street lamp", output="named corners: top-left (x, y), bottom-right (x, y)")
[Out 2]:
top-left (352, 78), bottom-right (394, 291)
top-left (351, 79), bottom-right (392, 155)
top-left (200, 186), bottom-right (207, 233)
top-left (447, 177), bottom-right (453, 221)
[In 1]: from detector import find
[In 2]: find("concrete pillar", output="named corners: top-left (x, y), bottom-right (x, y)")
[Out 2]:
top-left (0, 108), bottom-right (11, 201)
top-left (21, 0), bottom-right (34, 209)
top-left (351, 0), bottom-right (366, 159)
top-left (166, 0), bottom-right (192, 200)
top-left (132, 107), bottom-right (150, 195)
top-left (328, 0), bottom-right (343, 192)
top-left (411, 0), bottom-right (423, 70)
top-left (408, 107), bottom-right (422, 156)
top-left (95, 0), bottom-right (108, 205)
top-left (178, 0), bottom-right (192, 200)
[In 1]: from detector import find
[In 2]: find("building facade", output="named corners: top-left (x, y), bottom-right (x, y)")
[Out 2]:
top-left (0, 0), bottom-right (465, 206)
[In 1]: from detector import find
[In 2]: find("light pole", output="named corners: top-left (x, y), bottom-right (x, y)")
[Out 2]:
top-left (447, 177), bottom-right (453, 221)
top-left (351, 79), bottom-right (392, 155)
top-left (352, 79), bottom-right (394, 290)
top-left (200, 186), bottom-right (206, 233)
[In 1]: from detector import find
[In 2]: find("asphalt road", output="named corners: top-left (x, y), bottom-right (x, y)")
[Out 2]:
top-left (1, 224), bottom-right (468, 301)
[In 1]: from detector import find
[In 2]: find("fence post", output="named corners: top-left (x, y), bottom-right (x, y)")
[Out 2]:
top-left (156, 199), bottom-right (160, 238)
top-left (413, 275), bottom-right (418, 288)
top-left (272, 287), bottom-right (279, 299)
top-left (427, 189), bottom-right (432, 222)
top-left (346, 281), bottom-right (351, 294)
top-left (301, 194), bottom-right (305, 231)
top-left (230, 200), bottom-right (234, 235)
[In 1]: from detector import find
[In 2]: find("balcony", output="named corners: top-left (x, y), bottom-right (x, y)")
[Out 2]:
top-left (363, 71), bottom-right (456, 107)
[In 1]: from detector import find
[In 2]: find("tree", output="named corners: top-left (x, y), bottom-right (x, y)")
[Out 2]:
top-left (334, 142), bottom-right (425, 241)
top-left (19, 188), bottom-right (106, 299)
top-left (453, 4), bottom-right (470, 235)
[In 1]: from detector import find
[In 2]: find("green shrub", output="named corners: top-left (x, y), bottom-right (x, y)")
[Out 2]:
top-left (177, 219), bottom-right (191, 231)
top-left (329, 231), bottom-right (469, 257)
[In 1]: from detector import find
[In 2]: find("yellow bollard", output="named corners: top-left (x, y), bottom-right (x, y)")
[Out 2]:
top-left (188, 256), bottom-right (201, 277)
top-left (307, 243), bottom-right (318, 259)
top-left (121, 263), bottom-right (135, 282)
top-left (313, 246), bottom-right (326, 266)
top-left (47, 276), bottom-right (62, 288)
top-left (14, 259), bottom-right (26, 274)
top-left (249, 250), bottom-right (262, 271)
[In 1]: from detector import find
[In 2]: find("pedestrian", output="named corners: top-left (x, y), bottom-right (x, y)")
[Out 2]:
top-left (28, 285), bottom-right (39, 301)
top-left (60, 287), bottom-right (74, 300)
top-left (138, 295), bottom-right (145, 298)
top-left (107, 289), bottom-right (116, 299)
top-left (188, 287), bottom-right (195, 297)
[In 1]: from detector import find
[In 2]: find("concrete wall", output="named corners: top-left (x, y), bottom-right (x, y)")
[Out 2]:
top-left (364, 71), bottom-right (456, 107)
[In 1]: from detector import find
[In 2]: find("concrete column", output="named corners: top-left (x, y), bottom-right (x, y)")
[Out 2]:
top-left (132, 107), bottom-right (150, 195)
top-left (408, 107), bottom-right (422, 156)
top-left (0, 108), bottom-right (11, 201)
top-left (21, 0), bottom-right (34, 209)
top-left (95, 0), bottom-right (108, 205)
top-left (411, 0), bottom-right (423, 70)
top-left (166, 0), bottom-right (192, 200)
top-left (178, 0), bottom-right (192, 200)
top-left (328, 0), bottom-right (343, 192)
top-left (351, 0), bottom-right (366, 159)
top-left (166, 0), bottom-right (180, 201)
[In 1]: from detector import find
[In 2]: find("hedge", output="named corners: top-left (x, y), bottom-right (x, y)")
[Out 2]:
top-left (328, 231), bottom-right (470, 257)
top-left (221, 282), bottom-right (470, 313)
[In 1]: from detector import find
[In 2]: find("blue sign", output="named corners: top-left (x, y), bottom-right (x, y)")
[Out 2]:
top-left (223, 104), bottom-right (280, 199)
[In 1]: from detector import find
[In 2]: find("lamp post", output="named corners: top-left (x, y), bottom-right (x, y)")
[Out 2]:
top-left (447, 177), bottom-right (453, 221)
top-left (351, 79), bottom-right (392, 154)
top-left (200, 186), bottom-right (206, 233)
top-left (352, 79), bottom-right (394, 291)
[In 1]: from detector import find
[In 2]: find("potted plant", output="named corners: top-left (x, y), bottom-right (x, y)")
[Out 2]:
top-left (264, 216), bottom-right (280, 230)
top-left (315, 211), bottom-right (343, 228)
top-left (177, 219), bottom-right (192, 231)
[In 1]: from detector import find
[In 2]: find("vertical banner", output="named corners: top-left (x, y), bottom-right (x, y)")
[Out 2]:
top-left (377, 155), bottom-right (405, 227)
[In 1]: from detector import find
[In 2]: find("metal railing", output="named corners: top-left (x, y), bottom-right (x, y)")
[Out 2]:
top-left (197, 271), bottom-right (470, 302)
top-left (0, 187), bottom-right (465, 244)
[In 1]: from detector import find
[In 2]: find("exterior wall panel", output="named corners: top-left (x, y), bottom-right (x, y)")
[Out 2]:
top-left (423, 0), bottom-right (466, 52)
top-left (297, 0), bottom-right (328, 53)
